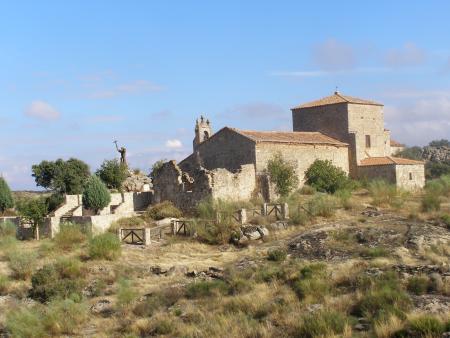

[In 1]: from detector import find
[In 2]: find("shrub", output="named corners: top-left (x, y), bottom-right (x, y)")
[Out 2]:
top-left (89, 233), bottom-right (121, 260)
top-left (334, 189), bottom-right (354, 209)
top-left (30, 258), bottom-right (86, 302)
top-left (45, 193), bottom-right (64, 213)
top-left (185, 280), bottom-right (229, 299)
top-left (5, 305), bottom-right (46, 338)
top-left (305, 159), bottom-right (350, 193)
top-left (289, 209), bottom-right (310, 226)
top-left (360, 247), bottom-right (389, 258)
top-left (408, 315), bottom-right (445, 337)
top-left (299, 185), bottom-right (316, 195)
top-left (0, 274), bottom-right (10, 294)
top-left (442, 214), bottom-right (450, 229)
top-left (145, 201), bottom-right (182, 220)
top-left (406, 275), bottom-right (429, 295)
top-left (96, 159), bottom-right (129, 190)
top-left (116, 278), bottom-right (138, 310)
top-left (306, 194), bottom-right (338, 218)
top-left (109, 216), bottom-right (146, 233)
top-left (267, 248), bottom-right (287, 261)
top-left (16, 197), bottom-right (48, 236)
top-left (422, 193), bottom-right (441, 212)
top-left (43, 299), bottom-right (88, 335)
top-left (368, 180), bottom-right (407, 208)
top-left (0, 177), bottom-right (14, 213)
top-left (7, 251), bottom-right (37, 280)
top-left (82, 175), bottom-right (111, 213)
top-left (292, 263), bottom-right (329, 302)
top-left (293, 310), bottom-right (348, 338)
top-left (0, 220), bottom-right (17, 237)
top-left (54, 223), bottom-right (87, 250)
top-left (267, 152), bottom-right (299, 197)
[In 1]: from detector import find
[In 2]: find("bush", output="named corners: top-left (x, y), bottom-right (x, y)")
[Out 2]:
top-left (185, 280), bottom-right (229, 299)
top-left (0, 177), bottom-right (14, 213)
top-left (407, 275), bottom-right (429, 295)
top-left (408, 315), bottom-right (446, 337)
top-left (305, 159), bottom-right (350, 193)
top-left (360, 247), bottom-right (389, 258)
top-left (422, 193), bottom-right (441, 212)
top-left (368, 180), bottom-right (407, 208)
top-left (5, 305), bottom-right (46, 338)
top-left (145, 201), bottom-right (182, 220)
top-left (442, 214), bottom-right (450, 229)
top-left (109, 216), bottom-right (146, 233)
top-left (7, 251), bottom-right (37, 280)
top-left (16, 197), bottom-right (48, 235)
top-left (292, 264), bottom-right (330, 302)
top-left (267, 248), bottom-right (287, 261)
top-left (96, 159), bottom-right (128, 190)
top-left (45, 193), bottom-right (64, 213)
top-left (0, 274), bottom-right (10, 294)
top-left (43, 299), bottom-right (88, 335)
top-left (30, 258), bottom-right (86, 302)
top-left (116, 278), bottom-right (138, 310)
top-left (82, 175), bottom-right (111, 213)
top-left (306, 194), bottom-right (337, 218)
top-left (289, 210), bottom-right (310, 226)
top-left (267, 153), bottom-right (299, 197)
top-left (334, 189), bottom-right (354, 209)
top-left (0, 220), bottom-right (17, 237)
top-left (89, 233), bottom-right (121, 260)
top-left (299, 185), bottom-right (316, 195)
top-left (54, 223), bottom-right (87, 250)
top-left (293, 310), bottom-right (348, 338)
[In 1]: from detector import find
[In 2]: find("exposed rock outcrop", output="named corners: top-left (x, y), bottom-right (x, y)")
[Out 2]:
top-left (122, 171), bottom-right (152, 192)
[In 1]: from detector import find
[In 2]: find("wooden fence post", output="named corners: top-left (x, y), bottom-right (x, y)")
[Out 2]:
top-left (262, 203), bottom-right (268, 216)
top-left (239, 209), bottom-right (247, 224)
top-left (144, 228), bottom-right (151, 246)
top-left (281, 203), bottom-right (289, 219)
top-left (118, 228), bottom-right (123, 241)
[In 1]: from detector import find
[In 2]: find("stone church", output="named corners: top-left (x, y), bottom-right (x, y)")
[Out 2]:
top-left (153, 92), bottom-right (425, 210)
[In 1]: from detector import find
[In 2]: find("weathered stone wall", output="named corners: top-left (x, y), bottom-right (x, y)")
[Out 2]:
top-left (292, 103), bottom-right (350, 142)
top-left (357, 164), bottom-right (397, 184)
top-left (180, 127), bottom-right (255, 173)
top-left (254, 142), bottom-right (349, 187)
top-left (395, 164), bottom-right (425, 190)
top-left (210, 164), bottom-right (256, 201)
top-left (347, 104), bottom-right (386, 163)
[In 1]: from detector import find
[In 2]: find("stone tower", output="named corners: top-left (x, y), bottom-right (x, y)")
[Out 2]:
top-left (193, 115), bottom-right (212, 151)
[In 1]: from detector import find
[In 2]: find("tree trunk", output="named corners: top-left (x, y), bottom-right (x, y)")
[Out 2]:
top-left (35, 225), bottom-right (40, 241)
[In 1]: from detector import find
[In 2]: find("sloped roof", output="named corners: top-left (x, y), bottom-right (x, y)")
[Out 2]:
top-left (293, 92), bottom-right (383, 109)
top-left (390, 139), bottom-right (405, 147)
top-left (230, 128), bottom-right (347, 147)
top-left (359, 156), bottom-right (424, 166)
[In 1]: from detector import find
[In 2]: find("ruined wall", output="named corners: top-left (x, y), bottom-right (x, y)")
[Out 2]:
top-left (357, 164), bottom-right (397, 184)
top-left (254, 142), bottom-right (349, 187)
top-left (180, 127), bottom-right (255, 173)
top-left (210, 164), bottom-right (256, 201)
top-left (292, 103), bottom-right (350, 142)
top-left (395, 164), bottom-right (425, 190)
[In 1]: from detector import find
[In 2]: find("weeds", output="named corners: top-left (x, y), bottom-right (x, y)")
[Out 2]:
top-left (306, 194), bottom-right (338, 218)
top-left (292, 310), bottom-right (349, 338)
top-left (267, 248), bottom-right (287, 261)
top-left (185, 280), bottom-right (229, 299)
top-left (7, 250), bottom-right (37, 280)
top-left (88, 232), bottom-right (121, 260)
top-left (144, 201), bottom-right (182, 220)
top-left (54, 222), bottom-right (87, 250)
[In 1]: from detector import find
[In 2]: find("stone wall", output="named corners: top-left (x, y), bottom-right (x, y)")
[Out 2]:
top-left (395, 164), bottom-right (425, 190)
top-left (358, 164), bottom-right (397, 184)
top-left (292, 103), bottom-right (350, 141)
top-left (180, 127), bottom-right (255, 173)
top-left (254, 142), bottom-right (349, 187)
top-left (211, 164), bottom-right (256, 201)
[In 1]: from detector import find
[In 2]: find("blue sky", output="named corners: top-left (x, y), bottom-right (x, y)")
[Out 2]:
top-left (1, 1), bottom-right (449, 190)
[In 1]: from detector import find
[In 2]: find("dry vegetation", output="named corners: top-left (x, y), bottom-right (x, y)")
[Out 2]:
top-left (0, 183), bottom-right (450, 337)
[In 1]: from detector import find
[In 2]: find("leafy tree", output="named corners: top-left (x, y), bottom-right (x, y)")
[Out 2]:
top-left (305, 160), bottom-right (350, 193)
top-left (82, 176), bottom-right (111, 213)
top-left (0, 177), bottom-right (14, 213)
top-left (16, 197), bottom-right (48, 239)
top-left (45, 193), bottom-right (65, 213)
top-left (429, 139), bottom-right (450, 148)
top-left (426, 161), bottom-right (450, 180)
top-left (32, 158), bottom-right (90, 194)
top-left (395, 146), bottom-right (423, 160)
top-left (267, 153), bottom-right (299, 197)
top-left (96, 159), bottom-right (128, 190)
top-left (150, 159), bottom-right (167, 178)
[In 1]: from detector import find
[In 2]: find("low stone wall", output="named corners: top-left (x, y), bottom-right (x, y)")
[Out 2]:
top-left (358, 164), bottom-right (396, 184)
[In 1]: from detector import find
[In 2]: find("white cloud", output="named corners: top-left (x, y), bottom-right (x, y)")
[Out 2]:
top-left (165, 139), bottom-right (183, 149)
top-left (89, 80), bottom-right (164, 99)
top-left (312, 39), bottom-right (357, 71)
top-left (383, 43), bottom-right (426, 67)
top-left (24, 100), bottom-right (60, 120)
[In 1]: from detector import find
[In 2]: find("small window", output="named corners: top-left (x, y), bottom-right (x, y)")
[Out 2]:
top-left (203, 131), bottom-right (209, 140)
top-left (409, 173), bottom-right (413, 180)
top-left (365, 135), bottom-right (371, 148)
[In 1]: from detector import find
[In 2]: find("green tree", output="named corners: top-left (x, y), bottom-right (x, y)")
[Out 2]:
top-left (96, 159), bottom-right (128, 190)
top-left (82, 176), bottom-right (111, 213)
top-left (32, 158), bottom-right (90, 194)
top-left (429, 139), bottom-right (450, 147)
top-left (395, 146), bottom-right (423, 160)
top-left (16, 197), bottom-right (48, 240)
top-left (305, 160), bottom-right (350, 193)
top-left (0, 177), bottom-right (14, 213)
top-left (150, 159), bottom-right (166, 178)
top-left (267, 153), bottom-right (299, 197)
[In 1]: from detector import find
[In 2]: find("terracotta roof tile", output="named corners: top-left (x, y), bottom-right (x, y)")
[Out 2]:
top-left (292, 92), bottom-right (383, 109)
top-left (359, 156), bottom-right (424, 166)
top-left (230, 128), bottom-right (347, 146)
top-left (390, 139), bottom-right (404, 147)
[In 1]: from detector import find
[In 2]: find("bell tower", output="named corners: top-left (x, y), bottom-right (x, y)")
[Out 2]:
top-left (193, 115), bottom-right (212, 151)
